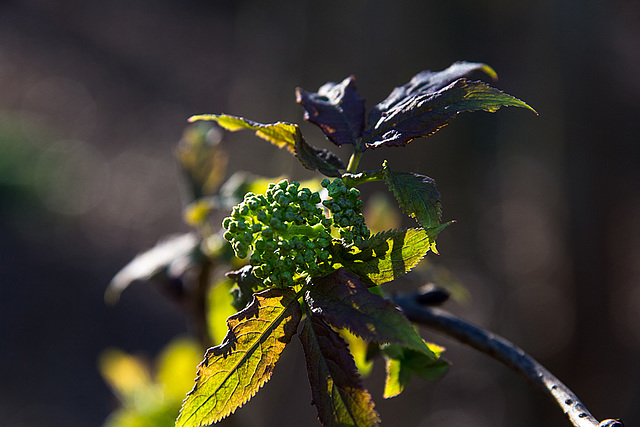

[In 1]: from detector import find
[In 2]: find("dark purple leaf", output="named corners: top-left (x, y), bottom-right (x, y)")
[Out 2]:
top-left (299, 314), bottom-right (380, 427)
top-left (362, 78), bottom-right (536, 149)
top-left (296, 75), bottom-right (366, 147)
top-left (306, 269), bottom-right (433, 355)
top-left (367, 61), bottom-right (497, 126)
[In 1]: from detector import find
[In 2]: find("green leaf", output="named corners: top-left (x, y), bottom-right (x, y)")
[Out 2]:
top-left (176, 122), bottom-right (228, 201)
top-left (176, 288), bottom-right (303, 427)
top-left (307, 269), bottom-right (434, 356)
top-left (156, 338), bottom-right (205, 402)
top-left (188, 114), bottom-right (345, 177)
top-left (363, 78), bottom-right (536, 149)
top-left (299, 313), bottom-right (380, 427)
top-left (339, 329), bottom-right (374, 377)
top-left (206, 278), bottom-right (237, 345)
top-left (296, 75), bottom-right (366, 147)
top-left (339, 229), bottom-right (439, 286)
top-left (382, 161), bottom-right (442, 230)
top-left (382, 343), bottom-right (449, 399)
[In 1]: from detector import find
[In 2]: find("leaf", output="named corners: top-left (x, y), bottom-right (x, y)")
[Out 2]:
top-left (226, 265), bottom-right (271, 311)
top-left (339, 329), bottom-right (374, 377)
top-left (188, 114), bottom-right (345, 177)
top-left (382, 343), bottom-right (449, 399)
top-left (307, 269), bottom-right (434, 356)
top-left (176, 122), bottom-right (228, 200)
top-left (106, 233), bottom-right (200, 304)
top-left (156, 338), bottom-right (205, 401)
top-left (99, 348), bottom-right (152, 401)
top-left (363, 78), bottom-right (537, 149)
top-left (176, 288), bottom-right (302, 427)
top-left (206, 278), bottom-right (238, 345)
top-left (339, 229), bottom-right (439, 286)
top-left (382, 161), bottom-right (442, 230)
top-left (367, 61), bottom-right (498, 127)
top-left (296, 75), bottom-right (366, 147)
top-left (299, 313), bottom-right (380, 427)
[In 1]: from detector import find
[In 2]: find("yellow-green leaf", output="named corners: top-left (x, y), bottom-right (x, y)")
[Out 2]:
top-left (340, 229), bottom-right (438, 286)
top-left (176, 288), bottom-right (302, 427)
top-left (176, 122), bottom-right (228, 201)
top-left (382, 343), bottom-right (449, 399)
top-left (188, 114), bottom-right (345, 177)
top-left (156, 338), bottom-right (204, 402)
top-left (205, 278), bottom-right (237, 345)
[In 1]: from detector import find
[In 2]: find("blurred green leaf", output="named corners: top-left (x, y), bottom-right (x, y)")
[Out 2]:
top-left (296, 75), bottom-right (366, 147)
top-left (205, 278), bottom-right (237, 345)
top-left (176, 122), bottom-right (228, 201)
top-left (99, 349), bottom-right (152, 401)
top-left (362, 193), bottom-right (403, 234)
top-left (188, 114), bottom-right (345, 177)
top-left (156, 338), bottom-right (204, 401)
top-left (299, 314), bottom-right (380, 427)
top-left (99, 337), bottom-right (203, 427)
top-left (176, 288), bottom-right (302, 427)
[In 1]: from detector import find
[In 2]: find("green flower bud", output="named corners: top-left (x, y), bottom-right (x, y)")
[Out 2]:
top-left (222, 217), bottom-right (232, 229)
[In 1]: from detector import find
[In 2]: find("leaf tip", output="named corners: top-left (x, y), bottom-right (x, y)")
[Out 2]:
top-left (479, 63), bottom-right (499, 81)
top-left (188, 114), bottom-right (214, 123)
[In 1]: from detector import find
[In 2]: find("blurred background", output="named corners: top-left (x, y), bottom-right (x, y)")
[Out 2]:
top-left (1, 0), bottom-right (639, 426)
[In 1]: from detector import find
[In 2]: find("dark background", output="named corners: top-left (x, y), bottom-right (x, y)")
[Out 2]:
top-left (1, 1), bottom-right (639, 426)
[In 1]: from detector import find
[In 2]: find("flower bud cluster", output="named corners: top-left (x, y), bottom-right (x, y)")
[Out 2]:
top-left (321, 178), bottom-right (370, 245)
top-left (223, 178), bottom-right (369, 287)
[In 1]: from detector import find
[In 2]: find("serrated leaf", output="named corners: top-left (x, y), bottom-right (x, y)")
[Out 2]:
top-left (368, 61), bottom-right (497, 127)
top-left (363, 78), bottom-right (536, 149)
top-left (382, 343), bottom-right (449, 399)
top-left (339, 329), bottom-right (374, 377)
top-left (307, 269), bottom-right (434, 356)
top-left (176, 288), bottom-right (302, 427)
top-left (188, 114), bottom-right (345, 177)
top-left (226, 265), bottom-right (271, 311)
top-left (299, 313), bottom-right (380, 427)
top-left (382, 161), bottom-right (442, 230)
top-left (296, 75), bottom-right (366, 147)
top-left (339, 229), bottom-right (438, 286)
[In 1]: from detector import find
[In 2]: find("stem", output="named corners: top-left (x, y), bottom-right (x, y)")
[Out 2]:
top-left (346, 150), bottom-right (362, 174)
top-left (282, 223), bottom-right (325, 239)
top-left (392, 292), bottom-right (623, 427)
top-left (194, 258), bottom-right (213, 349)
top-left (342, 170), bottom-right (385, 187)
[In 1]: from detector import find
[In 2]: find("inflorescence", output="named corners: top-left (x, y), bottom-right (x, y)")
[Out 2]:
top-left (222, 178), bottom-right (370, 287)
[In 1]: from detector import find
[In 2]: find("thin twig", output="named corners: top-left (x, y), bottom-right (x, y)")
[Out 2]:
top-left (392, 292), bottom-right (623, 427)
